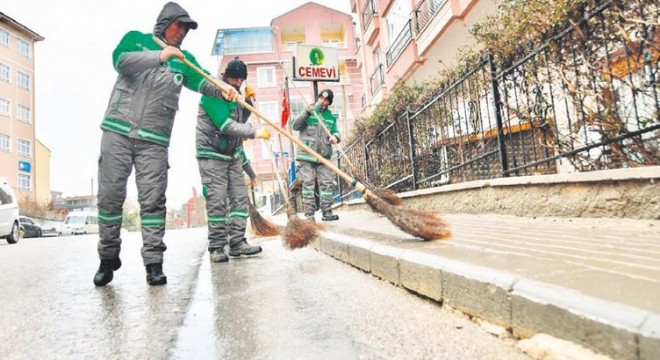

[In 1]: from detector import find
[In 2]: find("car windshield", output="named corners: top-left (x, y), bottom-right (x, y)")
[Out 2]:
top-left (65, 216), bottom-right (86, 225)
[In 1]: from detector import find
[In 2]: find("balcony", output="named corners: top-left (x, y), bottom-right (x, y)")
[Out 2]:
top-left (212, 28), bottom-right (274, 56)
top-left (361, 0), bottom-right (377, 31)
top-left (369, 64), bottom-right (384, 95)
top-left (385, 19), bottom-right (413, 67)
top-left (362, 0), bottom-right (380, 46)
top-left (414, 0), bottom-right (447, 33)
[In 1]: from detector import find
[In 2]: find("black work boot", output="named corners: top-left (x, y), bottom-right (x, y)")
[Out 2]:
top-left (304, 212), bottom-right (315, 221)
top-left (209, 247), bottom-right (229, 263)
top-left (322, 210), bottom-right (339, 221)
top-left (228, 239), bottom-right (262, 257)
top-left (146, 264), bottom-right (167, 286)
top-left (93, 258), bottom-right (122, 287)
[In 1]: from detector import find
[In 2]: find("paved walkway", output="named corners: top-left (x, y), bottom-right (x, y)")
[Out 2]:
top-left (270, 210), bottom-right (659, 360)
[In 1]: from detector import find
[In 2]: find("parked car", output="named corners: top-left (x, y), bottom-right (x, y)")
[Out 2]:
top-left (64, 211), bottom-right (99, 235)
top-left (40, 220), bottom-right (71, 237)
top-left (0, 178), bottom-right (20, 244)
top-left (19, 216), bottom-right (42, 238)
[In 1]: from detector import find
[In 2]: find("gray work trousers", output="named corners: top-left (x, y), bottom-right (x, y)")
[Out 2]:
top-left (97, 131), bottom-right (168, 265)
top-left (297, 160), bottom-right (336, 214)
top-left (198, 158), bottom-right (249, 250)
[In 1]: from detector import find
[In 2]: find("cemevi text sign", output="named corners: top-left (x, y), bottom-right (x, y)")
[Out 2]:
top-left (293, 44), bottom-right (340, 82)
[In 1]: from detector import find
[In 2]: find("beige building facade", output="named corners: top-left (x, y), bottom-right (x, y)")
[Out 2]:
top-left (0, 12), bottom-right (44, 204)
top-left (34, 138), bottom-right (51, 206)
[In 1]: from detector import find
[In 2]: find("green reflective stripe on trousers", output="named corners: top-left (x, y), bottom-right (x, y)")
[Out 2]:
top-left (321, 190), bottom-right (334, 198)
top-left (137, 129), bottom-right (170, 146)
top-left (101, 118), bottom-right (131, 135)
top-left (302, 188), bottom-right (315, 197)
top-left (196, 149), bottom-right (236, 161)
top-left (141, 215), bottom-right (165, 227)
top-left (99, 211), bottom-right (123, 224)
top-left (296, 153), bottom-right (318, 163)
top-left (229, 209), bottom-right (248, 219)
top-left (208, 215), bottom-right (229, 224)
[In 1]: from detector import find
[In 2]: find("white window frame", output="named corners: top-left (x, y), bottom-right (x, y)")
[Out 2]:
top-left (0, 62), bottom-right (9, 82)
top-left (18, 173), bottom-right (31, 191)
top-left (17, 105), bottom-right (31, 123)
top-left (285, 41), bottom-right (302, 52)
top-left (17, 71), bottom-right (31, 90)
top-left (17, 138), bottom-right (31, 157)
top-left (0, 98), bottom-right (10, 117)
top-left (256, 66), bottom-right (276, 88)
top-left (322, 39), bottom-right (347, 49)
top-left (0, 29), bottom-right (8, 48)
top-left (0, 134), bottom-right (10, 152)
top-left (385, 0), bottom-right (411, 47)
top-left (17, 38), bottom-right (30, 58)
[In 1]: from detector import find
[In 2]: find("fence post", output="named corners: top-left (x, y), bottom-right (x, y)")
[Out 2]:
top-left (405, 108), bottom-right (419, 189)
top-left (488, 52), bottom-right (509, 176)
top-left (360, 136), bottom-right (371, 182)
top-left (336, 156), bottom-right (342, 203)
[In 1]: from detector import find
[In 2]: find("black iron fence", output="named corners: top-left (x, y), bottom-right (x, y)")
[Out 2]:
top-left (337, 0), bottom-right (659, 201)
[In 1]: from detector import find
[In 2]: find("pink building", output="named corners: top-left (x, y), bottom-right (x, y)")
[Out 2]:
top-left (211, 2), bottom-right (363, 192)
top-left (351, 0), bottom-right (497, 115)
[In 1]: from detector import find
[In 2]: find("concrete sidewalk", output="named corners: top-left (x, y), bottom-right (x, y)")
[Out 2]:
top-left (271, 210), bottom-right (659, 360)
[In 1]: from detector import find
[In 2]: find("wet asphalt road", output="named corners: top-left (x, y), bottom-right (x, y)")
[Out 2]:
top-left (0, 228), bottom-right (530, 359)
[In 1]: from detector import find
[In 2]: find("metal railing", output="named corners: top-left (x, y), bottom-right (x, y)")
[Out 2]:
top-left (414, 0), bottom-right (448, 33)
top-left (369, 64), bottom-right (385, 95)
top-left (336, 0), bottom-right (659, 200)
top-left (385, 19), bottom-right (413, 67)
top-left (361, 0), bottom-right (377, 31)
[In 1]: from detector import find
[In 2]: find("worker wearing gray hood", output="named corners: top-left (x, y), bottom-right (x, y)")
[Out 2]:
top-left (94, 2), bottom-right (237, 287)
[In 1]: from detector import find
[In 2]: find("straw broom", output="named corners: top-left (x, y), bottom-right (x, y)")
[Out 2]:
top-left (265, 140), bottom-right (324, 249)
top-left (277, 63), bottom-right (403, 206)
top-left (247, 185), bottom-right (280, 237)
top-left (154, 37), bottom-right (450, 240)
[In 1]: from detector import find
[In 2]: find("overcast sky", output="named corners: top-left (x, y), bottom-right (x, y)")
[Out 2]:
top-left (2, 0), bottom-right (351, 207)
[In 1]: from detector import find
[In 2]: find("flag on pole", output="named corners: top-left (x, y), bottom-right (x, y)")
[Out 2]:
top-left (280, 87), bottom-right (290, 128)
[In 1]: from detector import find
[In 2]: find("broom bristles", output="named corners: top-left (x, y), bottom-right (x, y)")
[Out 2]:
top-left (283, 207), bottom-right (324, 249)
top-left (346, 164), bottom-right (402, 206)
top-left (371, 188), bottom-right (403, 206)
top-left (248, 203), bottom-right (280, 237)
top-left (365, 192), bottom-right (451, 241)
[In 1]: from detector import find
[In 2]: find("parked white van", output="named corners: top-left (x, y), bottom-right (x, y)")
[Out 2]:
top-left (64, 211), bottom-right (99, 235)
top-left (0, 177), bottom-right (20, 244)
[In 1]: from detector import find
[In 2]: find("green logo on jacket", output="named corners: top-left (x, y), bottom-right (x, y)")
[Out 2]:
top-left (173, 73), bottom-right (183, 86)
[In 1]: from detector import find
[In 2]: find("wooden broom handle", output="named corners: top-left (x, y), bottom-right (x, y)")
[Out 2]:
top-left (153, 36), bottom-right (367, 194)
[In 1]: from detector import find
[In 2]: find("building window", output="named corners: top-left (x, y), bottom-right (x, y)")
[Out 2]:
top-left (256, 66), bottom-right (276, 88)
top-left (0, 134), bottom-right (10, 152)
top-left (0, 63), bottom-right (9, 82)
top-left (0, 29), bottom-right (8, 48)
top-left (17, 71), bottom-right (31, 90)
top-left (285, 41), bottom-right (302, 51)
top-left (17, 38), bottom-right (30, 58)
top-left (17, 105), bottom-right (30, 123)
top-left (322, 39), bottom-right (344, 48)
top-left (17, 139), bottom-right (31, 157)
top-left (0, 98), bottom-right (10, 117)
top-left (18, 173), bottom-right (31, 191)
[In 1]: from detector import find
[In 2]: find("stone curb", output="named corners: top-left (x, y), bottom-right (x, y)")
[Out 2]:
top-left (311, 230), bottom-right (660, 360)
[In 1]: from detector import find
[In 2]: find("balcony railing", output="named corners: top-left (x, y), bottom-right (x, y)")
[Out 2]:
top-left (414, 0), bottom-right (447, 33)
top-left (224, 44), bottom-right (274, 54)
top-left (385, 19), bottom-right (413, 67)
top-left (361, 0), bottom-right (377, 31)
top-left (369, 64), bottom-right (384, 95)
